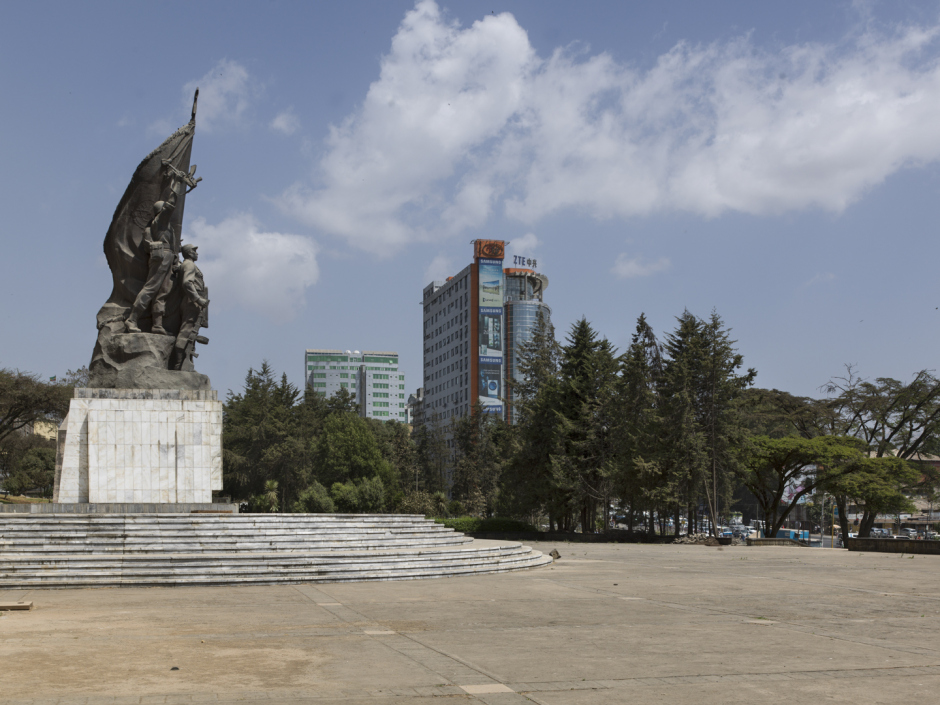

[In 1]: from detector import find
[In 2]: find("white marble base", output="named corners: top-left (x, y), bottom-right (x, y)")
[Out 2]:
top-left (54, 389), bottom-right (222, 504)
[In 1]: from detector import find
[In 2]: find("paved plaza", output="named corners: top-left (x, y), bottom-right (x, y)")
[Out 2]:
top-left (2, 541), bottom-right (939, 704)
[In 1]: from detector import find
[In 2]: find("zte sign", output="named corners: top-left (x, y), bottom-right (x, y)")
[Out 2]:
top-left (512, 256), bottom-right (538, 267)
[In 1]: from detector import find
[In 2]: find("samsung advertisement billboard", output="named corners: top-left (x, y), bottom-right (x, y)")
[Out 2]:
top-left (477, 257), bottom-right (504, 416)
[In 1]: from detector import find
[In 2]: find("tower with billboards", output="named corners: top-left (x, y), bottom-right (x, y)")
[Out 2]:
top-left (472, 240), bottom-right (506, 418)
top-left (419, 240), bottom-right (549, 476)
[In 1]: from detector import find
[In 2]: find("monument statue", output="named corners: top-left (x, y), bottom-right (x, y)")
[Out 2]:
top-left (54, 89), bottom-right (224, 506)
top-left (88, 90), bottom-right (211, 390)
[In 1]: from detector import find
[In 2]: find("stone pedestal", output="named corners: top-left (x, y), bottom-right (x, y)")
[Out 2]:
top-left (54, 389), bottom-right (222, 504)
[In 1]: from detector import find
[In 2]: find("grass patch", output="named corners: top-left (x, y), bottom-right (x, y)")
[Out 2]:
top-left (434, 517), bottom-right (538, 533)
top-left (0, 495), bottom-right (52, 504)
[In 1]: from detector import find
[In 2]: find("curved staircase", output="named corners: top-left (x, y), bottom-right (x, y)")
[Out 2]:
top-left (0, 514), bottom-right (551, 588)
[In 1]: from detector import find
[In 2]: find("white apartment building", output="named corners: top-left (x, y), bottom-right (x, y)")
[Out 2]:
top-left (422, 264), bottom-right (474, 432)
top-left (304, 349), bottom-right (407, 422)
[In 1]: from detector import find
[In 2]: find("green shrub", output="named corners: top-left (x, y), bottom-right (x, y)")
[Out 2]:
top-left (399, 491), bottom-right (435, 516)
top-left (356, 476), bottom-right (386, 513)
top-left (292, 481), bottom-right (335, 513)
top-left (331, 481), bottom-right (360, 513)
top-left (248, 480), bottom-right (279, 513)
top-left (433, 516), bottom-right (537, 533)
top-left (330, 476), bottom-right (386, 513)
top-left (399, 491), bottom-right (451, 517)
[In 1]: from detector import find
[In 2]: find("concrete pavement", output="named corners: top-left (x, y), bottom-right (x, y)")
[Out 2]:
top-left (1, 540), bottom-right (939, 703)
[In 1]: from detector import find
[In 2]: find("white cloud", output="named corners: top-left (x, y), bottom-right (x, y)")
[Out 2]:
top-left (183, 59), bottom-right (254, 132)
top-left (185, 214), bottom-right (319, 323)
top-left (278, 0), bottom-right (536, 254)
top-left (507, 232), bottom-right (539, 256)
top-left (271, 109), bottom-right (300, 136)
top-left (611, 254), bottom-right (671, 279)
top-left (279, 1), bottom-right (940, 254)
top-left (424, 254), bottom-right (454, 283)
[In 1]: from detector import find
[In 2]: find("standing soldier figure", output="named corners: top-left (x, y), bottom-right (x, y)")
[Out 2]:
top-left (125, 199), bottom-right (177, 334)
top-left (124, 160), bottom-right (201, 336)
top-left (171, 243), bottom-right (209, 371)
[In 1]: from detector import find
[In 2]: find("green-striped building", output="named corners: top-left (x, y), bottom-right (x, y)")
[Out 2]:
top-left (304, 349), bottom-right (408, 422)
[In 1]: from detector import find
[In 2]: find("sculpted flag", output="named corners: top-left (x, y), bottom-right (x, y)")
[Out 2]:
top-left (101, 94), bottom-right (196, 317)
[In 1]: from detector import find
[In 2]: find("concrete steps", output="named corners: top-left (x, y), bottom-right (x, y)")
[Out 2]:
top-left (0, 514), bottom-right (472, 554)
top-left (0, 514), bottom-right (551, 588)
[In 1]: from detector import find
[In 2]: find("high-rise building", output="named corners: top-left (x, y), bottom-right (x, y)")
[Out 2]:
top-left (304, 349), bottom-right (407, 421)
top-left (504, 267), bottom-right (550, 424)
top-left (420, 240), bottom-right (550, 434)
top-left (422, 263), bottom-right (474, 435)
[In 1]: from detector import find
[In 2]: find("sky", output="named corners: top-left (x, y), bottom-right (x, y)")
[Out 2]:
top-left (2, 0), bottom-right (940, 400)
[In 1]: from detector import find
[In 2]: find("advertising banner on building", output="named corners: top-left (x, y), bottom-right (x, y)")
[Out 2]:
top-left (478, 306), bottom-right (502, 357)
top-left (478, 259), bottom-right (503, 307)
top-left (476, 256), bottom-right (504, 416)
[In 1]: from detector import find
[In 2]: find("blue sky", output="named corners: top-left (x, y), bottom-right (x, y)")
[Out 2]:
top-left (2, 1), bottom-right (939, 399)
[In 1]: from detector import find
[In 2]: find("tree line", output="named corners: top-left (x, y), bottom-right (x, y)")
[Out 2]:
top-left (4, 314), bottom-right (939, 544)
top-left (418, 310), bottom-right (940, 540)
top-left (0, 367), bottom-right (86, 497)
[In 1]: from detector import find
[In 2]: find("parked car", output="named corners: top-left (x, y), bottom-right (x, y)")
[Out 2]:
top-left (891, 535), bottom-right (912, 540)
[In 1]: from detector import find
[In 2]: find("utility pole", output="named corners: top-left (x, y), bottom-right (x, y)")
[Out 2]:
top-left (819, 492), bottom-right (825, 548)
top-left (831, 502), bottom-right (835, 548)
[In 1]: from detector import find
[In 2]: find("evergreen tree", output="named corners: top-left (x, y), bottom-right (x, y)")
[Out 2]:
top-left (223, 363), bottom-right (309, 509)
top-left (513, 310), bottom-right (562, 416)
top-left (698, 311), bottom-right (757, 533)
top-left (551, 318), bottom-right (619, 532)
top-left (659, 311), bottom-right (708, 534)
top-left (413, 413), bottom-right (450, 494)
top-left (658, 311), bottom-right (755, 535)
top-left (506, 310), bottom-right (564, 526)
top-left (452, 404), bottom-right (506, 516)
top-left (614, 314), bottom-right (664, 532)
